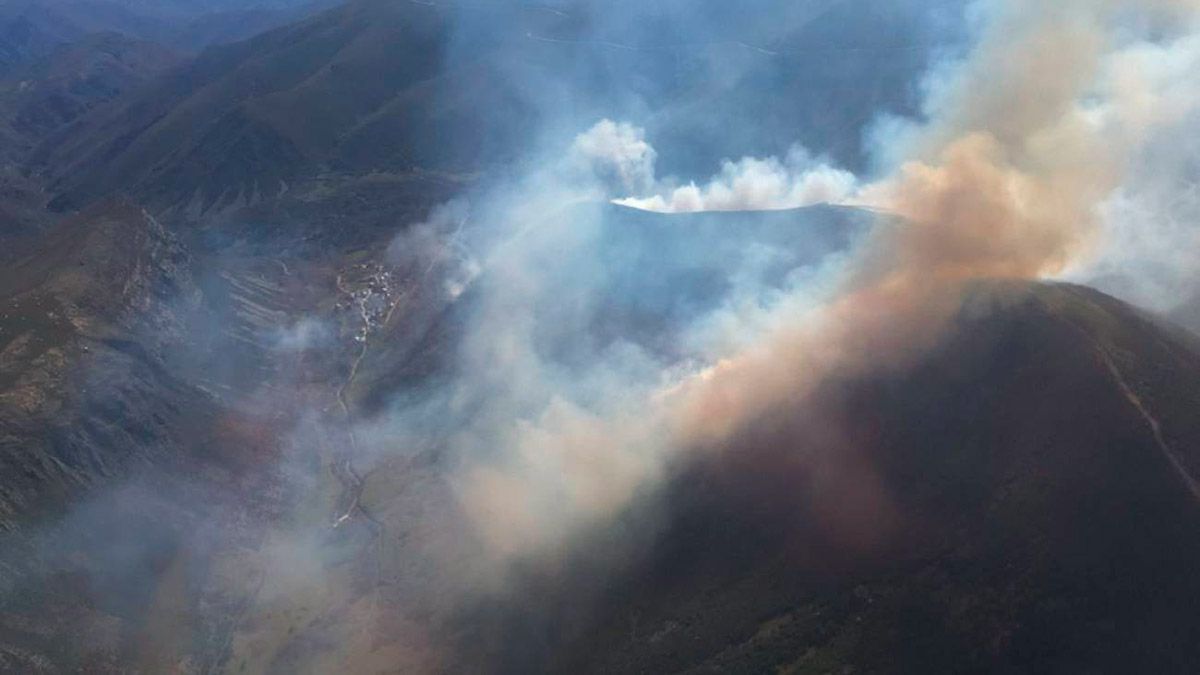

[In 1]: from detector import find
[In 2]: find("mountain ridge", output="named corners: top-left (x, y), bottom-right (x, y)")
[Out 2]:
top-left (459, 281), bottom-right (1200, 673)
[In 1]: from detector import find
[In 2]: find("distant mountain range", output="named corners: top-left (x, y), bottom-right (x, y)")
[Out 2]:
top-left (29, 0), bottom-right (955, 219)
top-left (0, 0), bottom-right (337, 74)
top-left (0, 32), bottom-right (180, 163)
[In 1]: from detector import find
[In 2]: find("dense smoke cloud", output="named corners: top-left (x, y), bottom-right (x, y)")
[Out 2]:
top-left (449, 0), bottom-right (1200, 563)
top-left (11, 0), bottom-right (1200, 669)
top-left (570, 120), bottom-right (658, 195)
top-left (675, 0), bottom-right (1200, 447)
top-left (0, 3), bottom-right (963, 669)
top-left (1063, 26), bottom-right (1200, 320)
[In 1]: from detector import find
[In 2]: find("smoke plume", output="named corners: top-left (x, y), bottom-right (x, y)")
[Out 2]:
top-left (615, 145), bottom-right (858, 213)
top-left (659, 0), bottom-right (1200, 444)
top-left (455, 0), bottom-right (1200, 563)
top-left (8, 0), bottom-right (1200, 670)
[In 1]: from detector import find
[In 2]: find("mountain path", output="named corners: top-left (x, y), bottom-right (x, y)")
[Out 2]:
top-left (1096, 346), bottom-right (1200, 504)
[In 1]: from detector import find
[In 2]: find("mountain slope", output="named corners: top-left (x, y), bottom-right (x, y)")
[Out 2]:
top-left (34, 0), bottom-right (954, 218)
top-left (0, 198), bottom-right (318, 672)
top-left (0, 32), bottom-right (180, 162)
top-left (461, 282), bottom-right (1200, 673)
top-left (0, 0), bottom-right (335, 69)
top-left (3, 190), bottom-right (1200, 672)
top-left (0, 2), bottom-right (87, 76)
top-left (0, 199), bottom-right (205, 534)
top-left (34, 0), bottom-right (466, 214)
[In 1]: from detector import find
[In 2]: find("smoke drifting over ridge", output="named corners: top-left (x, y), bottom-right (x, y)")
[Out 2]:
top-left (0, 4), bottom-right (969, 669)
top-left (449, 0), bottom-right (1200, 563)
top-left (8, 1), bottom-right (1200, 669)
top-left (613, 144), bottom-right (858, 213)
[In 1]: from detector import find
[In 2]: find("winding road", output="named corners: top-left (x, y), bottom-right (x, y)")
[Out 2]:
top-left (329, 272), bottom-right (409, 535)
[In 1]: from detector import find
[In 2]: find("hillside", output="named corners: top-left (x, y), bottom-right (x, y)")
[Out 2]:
top-left (0, 0), bottom-right (333, 71)
top-left (33, 0), bottom-right (952, 218)
top-left (463, 282), bottom-right (1200, 673)
top-left (0, 2), bottom-right (86, 76)
top-left (0, 196), bottom-right (333, 672)
top-left (2, 193), bottom-right (1200, 672)
top-left (0, 32), bottom-right (180, 162)
top-left (1, 1), bottom-right (1196, 671)
top-left (0, 199), bottom-right (205, 536)
top-left (33, 0), bottom-right (478, 215)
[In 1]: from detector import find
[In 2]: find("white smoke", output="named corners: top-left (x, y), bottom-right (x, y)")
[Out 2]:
top-left (1063, 29), bottom-right (1200, 316)
top-left (388, 199), bottom-right (481, 301)
top-left (570, 119), bottom-right (659, 195)
top-left (452, 0), bottom-right (1200, 563)
top-left (571, 118), bottom-right (857, 213)
top-left (616, 146), bottom-right (859, 213)
top-left (270, 317), bottom-right (333, 352)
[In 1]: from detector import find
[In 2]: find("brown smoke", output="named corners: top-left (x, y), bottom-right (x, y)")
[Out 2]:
top-left (459, 0), bottom-right (1200, 561)
top-left (672, 0), bottom-right (1198, 450)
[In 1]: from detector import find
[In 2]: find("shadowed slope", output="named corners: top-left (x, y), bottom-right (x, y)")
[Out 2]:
top-left (458, 282), bottom-right (1200, 674)
top-left (34, 0), bottom-right (958, 218)
top-left (0, 32), bottom-right (181, 162)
